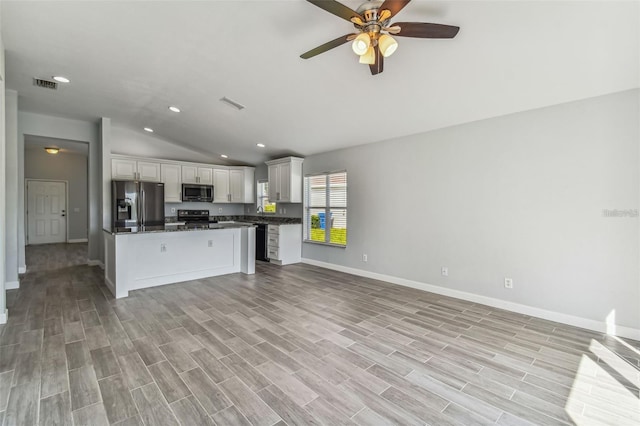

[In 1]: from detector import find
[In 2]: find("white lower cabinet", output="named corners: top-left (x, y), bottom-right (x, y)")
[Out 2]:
top-left (267, 224), bottom-right (301, 265)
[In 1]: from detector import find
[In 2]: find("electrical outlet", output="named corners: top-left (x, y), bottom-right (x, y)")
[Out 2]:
top-left (441, 267), bottom-right (448, 277)
top-left (283, 208), bottom-right (287, 214)
top-left (504, 277), bottom-right (513, 289)
top-left (208, 240), bottom-right (213, 247)
top-left (160, 243), bottom-right (167, 253)
top-left (362, 254), bottom-right (368, 262)
top-left (171, 207), bottom-right (176, 213)
top-left (218, 208), bottom-right (223, 213)
top-left (279, 208), bottom-right (283, 214)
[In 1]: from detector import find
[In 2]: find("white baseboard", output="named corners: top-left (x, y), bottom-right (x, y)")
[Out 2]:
top-left (0, 309), bottom-right (7, 324)
top-left (87, 260), bottom-right (105, 269)
top-left (5, 281), bottom-right (20, 290)
top-left (68, 238), bottom-right (88, 243)
top-left (301, 258), bottom-right (640, 341)
top-left (18, 265), bottom-right (26, 274)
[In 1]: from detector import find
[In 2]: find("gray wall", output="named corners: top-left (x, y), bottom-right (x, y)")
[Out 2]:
top-left (25, 148), bottom-right (88, 241)
top-left (5, 90), bottom-right (18, 287)
top-left (302, 89), bottom-right (639, 333)
top-left (0, 27), bottom-right (6, 322)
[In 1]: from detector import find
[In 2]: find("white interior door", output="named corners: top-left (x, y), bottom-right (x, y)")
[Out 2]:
top-left (27, 180), bottom-right (67, 245)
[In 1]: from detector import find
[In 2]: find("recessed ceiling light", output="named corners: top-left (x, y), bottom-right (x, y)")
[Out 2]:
top-left (220, 154), bottom-right (228, 159)
top-left (144, 127), bottom-right (154, 133)
top-left (256, 143), bottom-right (265, 148)
top-left (168, 106), bottom-right (181, 113)
top-left (52, 76), bottom-right (70, 83)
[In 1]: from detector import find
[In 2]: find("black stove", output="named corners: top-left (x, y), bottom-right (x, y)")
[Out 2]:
top-left (177, 209), bottom-right (217, 225)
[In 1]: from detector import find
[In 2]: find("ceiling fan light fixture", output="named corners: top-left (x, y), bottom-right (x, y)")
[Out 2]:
top-left (351, 32), bottom-right (371, 55)
top-left (378, 34), bottom-right (398, 57)
top-left (359, 46), bottom-right (376, 65)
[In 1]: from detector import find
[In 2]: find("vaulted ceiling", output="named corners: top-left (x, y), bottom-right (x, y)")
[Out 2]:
top-left (2, 1), bottom-right (638, 165)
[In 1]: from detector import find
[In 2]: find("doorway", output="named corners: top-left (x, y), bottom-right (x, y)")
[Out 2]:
top-left (26, 179), bottom-right (67, 244)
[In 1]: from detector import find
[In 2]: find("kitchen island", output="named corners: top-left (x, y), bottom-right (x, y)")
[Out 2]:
top-left (103, 223), bottom-right (255, 298)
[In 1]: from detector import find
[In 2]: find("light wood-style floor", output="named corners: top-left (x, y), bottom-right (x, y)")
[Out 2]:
top-left (1, 243), bottom-right (638, 425)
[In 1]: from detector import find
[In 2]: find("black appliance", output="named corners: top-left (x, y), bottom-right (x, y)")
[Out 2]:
top-left (182, 183), bottom-right (213, 202)
top-left (255, 223), bottom-right (269, 261)
top-left (177, 209), bottom-right (218, 228)
top-left (113, 180), bottom-right (165, 229)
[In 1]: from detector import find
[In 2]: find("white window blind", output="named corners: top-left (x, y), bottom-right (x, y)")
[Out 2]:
top-left (304, 171), bottom-right (347, 246)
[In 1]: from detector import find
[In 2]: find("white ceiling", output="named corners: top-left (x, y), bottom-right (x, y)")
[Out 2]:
top-left (2, 1), bottom-right (638, 165)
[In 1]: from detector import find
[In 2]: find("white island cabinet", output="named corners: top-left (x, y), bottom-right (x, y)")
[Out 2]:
top-left (104, 227), bottom-right (255, 298)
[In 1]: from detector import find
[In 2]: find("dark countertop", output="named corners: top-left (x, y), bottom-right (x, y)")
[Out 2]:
top-left (104, 222), bottom-right (255, 235)
top-left (165, 215), bottom-right (302, 225)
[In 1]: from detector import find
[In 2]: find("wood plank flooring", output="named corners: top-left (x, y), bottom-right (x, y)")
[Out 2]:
top-left (1, 243), bottom-right (638, 425)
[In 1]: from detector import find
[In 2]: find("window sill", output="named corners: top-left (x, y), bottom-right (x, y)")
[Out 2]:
top-left (303, 240), bottom-right (347, 248)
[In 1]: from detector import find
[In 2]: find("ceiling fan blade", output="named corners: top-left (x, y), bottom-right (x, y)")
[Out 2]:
top-left (392, 22), bottom-right (460, 38)
top-left (378, 0), bottom-right (411, 19)
top-left (300, 34), bottom-right (355, 59)
top-left (369, 45), bottom-right (384, 75)
top-left (306, 0), bottom-right (363, 23)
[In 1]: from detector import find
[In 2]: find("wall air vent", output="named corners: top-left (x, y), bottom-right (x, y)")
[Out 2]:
top-left (33, 78), bottom-right (58, 90)
top-left (220, 96), bottom-right (245, 111)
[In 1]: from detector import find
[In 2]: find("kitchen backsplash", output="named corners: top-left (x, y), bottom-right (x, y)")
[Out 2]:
top-left (165, 201), bottom-right (303, 220)
top-left (164, 202), bottom-right (244, 217)
top-left (166, 215), bottom-right (301, 224)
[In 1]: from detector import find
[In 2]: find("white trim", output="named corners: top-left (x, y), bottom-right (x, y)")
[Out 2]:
top-left (87, 260), bottom-right (104, 269)
top-left (18, 265), bottom-right (26, 274)
top-left (5, 281), bottom-right (19, 290)
top-left (0, 309), bottom-right (7, 324)
top-left (68, 238), bottom-right (88, 243)
top-left (301, 258), bottom-right (640, 341)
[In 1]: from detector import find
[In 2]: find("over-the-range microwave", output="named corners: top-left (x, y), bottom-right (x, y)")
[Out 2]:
top-left (182, 183), bottom-right (213, 202)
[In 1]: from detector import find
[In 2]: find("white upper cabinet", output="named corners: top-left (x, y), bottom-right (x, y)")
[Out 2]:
top-left (213, 167), bottom-right (255, 203)
top-left (112, 159), bottom-right (161, 182)
top-left (265, 157), bottom-right (303, 203)
top-left (160, 163), bottom-right (182, 203)
top-left (112, 155), bottom-right (255, 204)
top-left (182, 166), bottom-right (213, 185)
top-left (213, 168), bottom-right (230, 203)
top-left (229, 169), bottom-right (245, 203)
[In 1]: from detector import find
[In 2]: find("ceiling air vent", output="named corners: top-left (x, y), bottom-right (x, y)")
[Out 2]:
top-left (220, 96), bottom-right (245, 111)
top-left (33, 78), bottom-right (58, 90)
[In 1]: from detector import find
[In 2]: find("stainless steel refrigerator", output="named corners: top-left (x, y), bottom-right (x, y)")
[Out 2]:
top-left (112, 180), bottom-right (165, 229)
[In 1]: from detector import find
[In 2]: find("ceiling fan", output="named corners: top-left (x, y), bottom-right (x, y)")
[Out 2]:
top-left (300, 0), bottom-right (460, 75)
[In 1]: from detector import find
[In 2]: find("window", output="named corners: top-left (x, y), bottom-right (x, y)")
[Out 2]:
top-left (256, 180), bottom-right (276, 213)
top-left (304, 171), bottom-right (347, 246)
